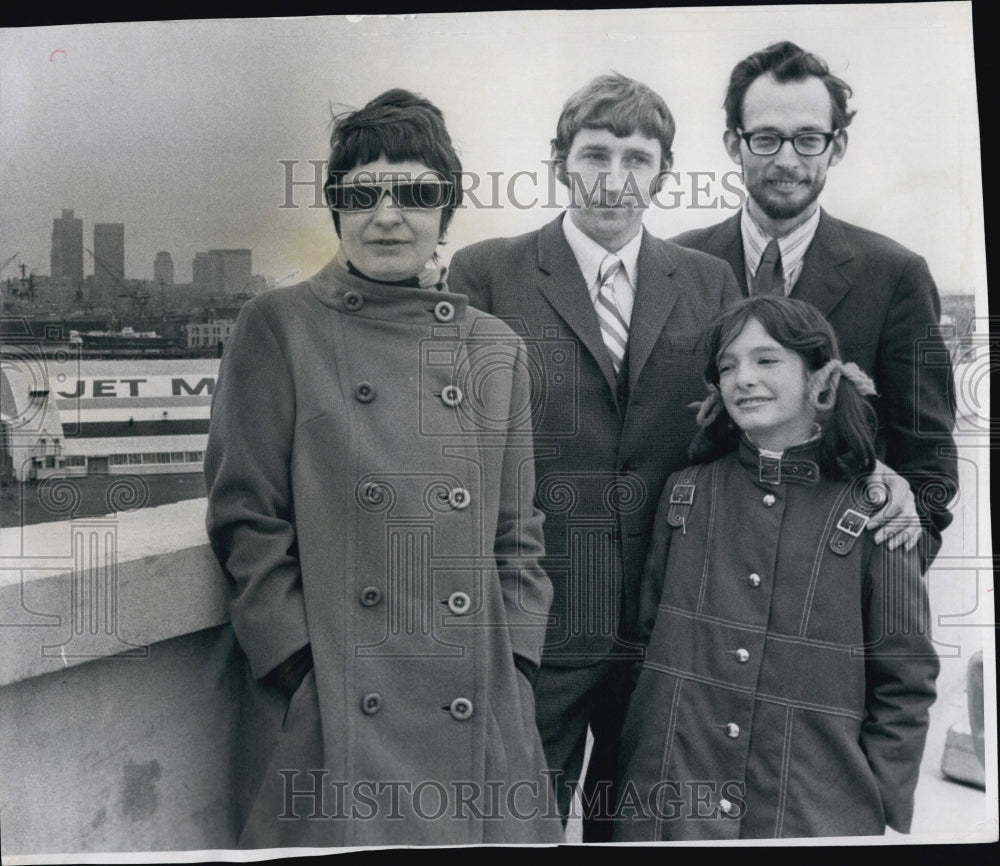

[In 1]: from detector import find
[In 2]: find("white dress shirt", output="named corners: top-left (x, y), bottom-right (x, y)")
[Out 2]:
top-left (562, 213), bottom-right (641, 327)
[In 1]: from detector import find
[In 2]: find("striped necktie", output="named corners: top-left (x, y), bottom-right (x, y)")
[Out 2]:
top-left (753, 239), bottom-right (784, 296)
top-left (596, 253), bottom-right (628, 374)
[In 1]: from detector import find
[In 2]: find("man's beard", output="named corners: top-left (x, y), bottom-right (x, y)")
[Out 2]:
top-left (748, 174), bottom-right (826, 221)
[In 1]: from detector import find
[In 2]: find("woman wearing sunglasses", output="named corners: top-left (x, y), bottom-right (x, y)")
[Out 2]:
top-left (205, 89), bottom-right (561, 848)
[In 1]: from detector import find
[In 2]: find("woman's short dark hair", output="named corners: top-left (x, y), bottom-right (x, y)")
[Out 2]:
top-left (691, 295), bottom-right (876, 480)
top-left (326, 88), bottom-right (463, 237)
top-left (723, 41), bottom-right (857, 133)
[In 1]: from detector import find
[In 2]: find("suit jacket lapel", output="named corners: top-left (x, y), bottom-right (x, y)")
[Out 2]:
top-left (696, 213), bottom-right (748, 296)
top-left (788, 211), bottom-right (854, 316)
top-left (628, 230), bottom-right (680, 393)
top-left (535, 216), bottom-right (619, 393)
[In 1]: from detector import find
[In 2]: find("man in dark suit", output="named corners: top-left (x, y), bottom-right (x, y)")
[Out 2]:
top-left (447, 73), bottom-right (741, 840)
top-left (672, 41), bottom-right (958, 560)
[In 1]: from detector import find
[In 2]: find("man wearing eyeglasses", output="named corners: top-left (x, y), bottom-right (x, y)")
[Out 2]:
top-left (673, 41), bottom-right (958, 563)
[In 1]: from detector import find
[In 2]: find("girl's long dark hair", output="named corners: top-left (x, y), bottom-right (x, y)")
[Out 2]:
top-left (689, 296), bottom-right (877, 481)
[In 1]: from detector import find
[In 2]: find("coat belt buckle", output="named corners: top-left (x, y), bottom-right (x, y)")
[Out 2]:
top-left (669, 483), bottom-right (695, 506)
top-left (836, 508), bottom-right (869, 537)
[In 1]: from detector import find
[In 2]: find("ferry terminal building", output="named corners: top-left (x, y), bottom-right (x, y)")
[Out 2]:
top-left (1, 357), bottom-right (219, 483)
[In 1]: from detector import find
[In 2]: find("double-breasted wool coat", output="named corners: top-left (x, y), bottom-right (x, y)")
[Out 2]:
top-left (205, 259), bottom-right (563, 848)
top-left (614, 437), bottom-right (939, 840)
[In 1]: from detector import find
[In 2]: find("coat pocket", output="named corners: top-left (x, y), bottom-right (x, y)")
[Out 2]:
top-left (282, 667), bottom-right (318, 731)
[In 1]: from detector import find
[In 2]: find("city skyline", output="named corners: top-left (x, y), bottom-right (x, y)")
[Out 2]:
top-left (15, 205), bottom-right (261, 288)
top-left (0, 7), bottom-right (985, 301)
top-left (21, 205), bottom-right (260, 290)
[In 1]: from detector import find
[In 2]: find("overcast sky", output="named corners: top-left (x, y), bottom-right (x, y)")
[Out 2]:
top-left (0, 4), bottom-right (984, 304)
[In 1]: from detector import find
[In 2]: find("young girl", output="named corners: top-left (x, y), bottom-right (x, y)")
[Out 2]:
top-left (614, 296), bottom-right (939, 840)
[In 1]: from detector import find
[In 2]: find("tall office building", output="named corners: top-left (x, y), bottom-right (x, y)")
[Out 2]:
top-left (93, 223), bottom-right (125, 307)
top-left (192, 249), bottom-right (252, 294)
top-left (209, 249), bottom-right (252, 295)
top-left (153, 252), bottom-right (174, 287)
top-left (50, 209), bottom-right (83, 287)
top-left (192, 252), bottom-right (212, 290)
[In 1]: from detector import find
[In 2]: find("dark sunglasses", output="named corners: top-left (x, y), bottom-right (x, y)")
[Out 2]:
top-left (324, 179), bottom-right (455, 212)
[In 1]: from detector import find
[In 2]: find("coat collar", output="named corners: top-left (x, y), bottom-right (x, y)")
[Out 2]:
top-left (306, 257), bottom-right (469, 324)
top-left (535, 214), bottom-right (680, 394)
top-left (737, 434), bottom-right (822, 487)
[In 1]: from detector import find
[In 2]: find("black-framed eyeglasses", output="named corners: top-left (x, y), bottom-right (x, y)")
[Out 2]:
top-left (737, 129), bottom-right (839, 157)
top-left (324, 179), bottom-right (455, 212)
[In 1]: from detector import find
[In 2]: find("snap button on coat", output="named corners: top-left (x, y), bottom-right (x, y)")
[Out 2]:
top-left (360, 586), bottom-right (383, 607)
top-left (448, 487), bottom-right (471, 509)
top-left (361, 693), bottom-right (382, 715)
top-left (434, 300), bottom-right (455, 322)
top-left (448, 698), bottom-right (473, 720)
top-left (446, 591), bottom-right (471, 615)
top-left (441, 385), bottom-right (463, 407)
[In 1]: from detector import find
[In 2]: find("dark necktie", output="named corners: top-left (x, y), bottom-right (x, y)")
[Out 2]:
top-left (753, 239), bottom-right (784, 296)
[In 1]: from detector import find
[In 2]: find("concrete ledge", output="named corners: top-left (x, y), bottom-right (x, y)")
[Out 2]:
top-left (0, 624), bottom-right (243, 855)
top-left (0, 498), bottom-right (230, 687)
top-left (0, 498), bottom-right (242, 855)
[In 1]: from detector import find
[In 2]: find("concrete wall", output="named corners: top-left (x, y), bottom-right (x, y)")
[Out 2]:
top-left (0, 499), bottom-right (243, 856)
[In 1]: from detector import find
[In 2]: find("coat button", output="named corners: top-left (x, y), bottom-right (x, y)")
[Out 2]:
top-left (725, 723), bottom-right (740, 738)
top-left (762, 494), bottom-right (776, 507)
top-left (360, 586), bottom-right (383, 607)
top-left (748, 573), bottom-right (761, 587)
top-left (735, 648), bottom-right (750, 663)
top-left (361, 693), bottom-right (382, 715)
top-left (355, 382), bottom-right (376, 403)
top-left (344, 291), bottom-right (364, 311)
top-left (441, 385), bottom-right (463, 407)
top-left (448, 487), bottom-right (471, 509)
top-left (446, 591), bottom-right (471, 615)
top-left (448, 697), bottom-right (473, 720)
top-left (719, 798), bottom-right (735, 815)
top-left (434, 300), bottom-right (455, 322)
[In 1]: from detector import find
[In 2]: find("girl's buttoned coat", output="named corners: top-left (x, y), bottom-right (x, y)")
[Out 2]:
top-left (614, 438), bottom-right (939, 840)
top-left (205, 260), bottom-right (561, 847)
